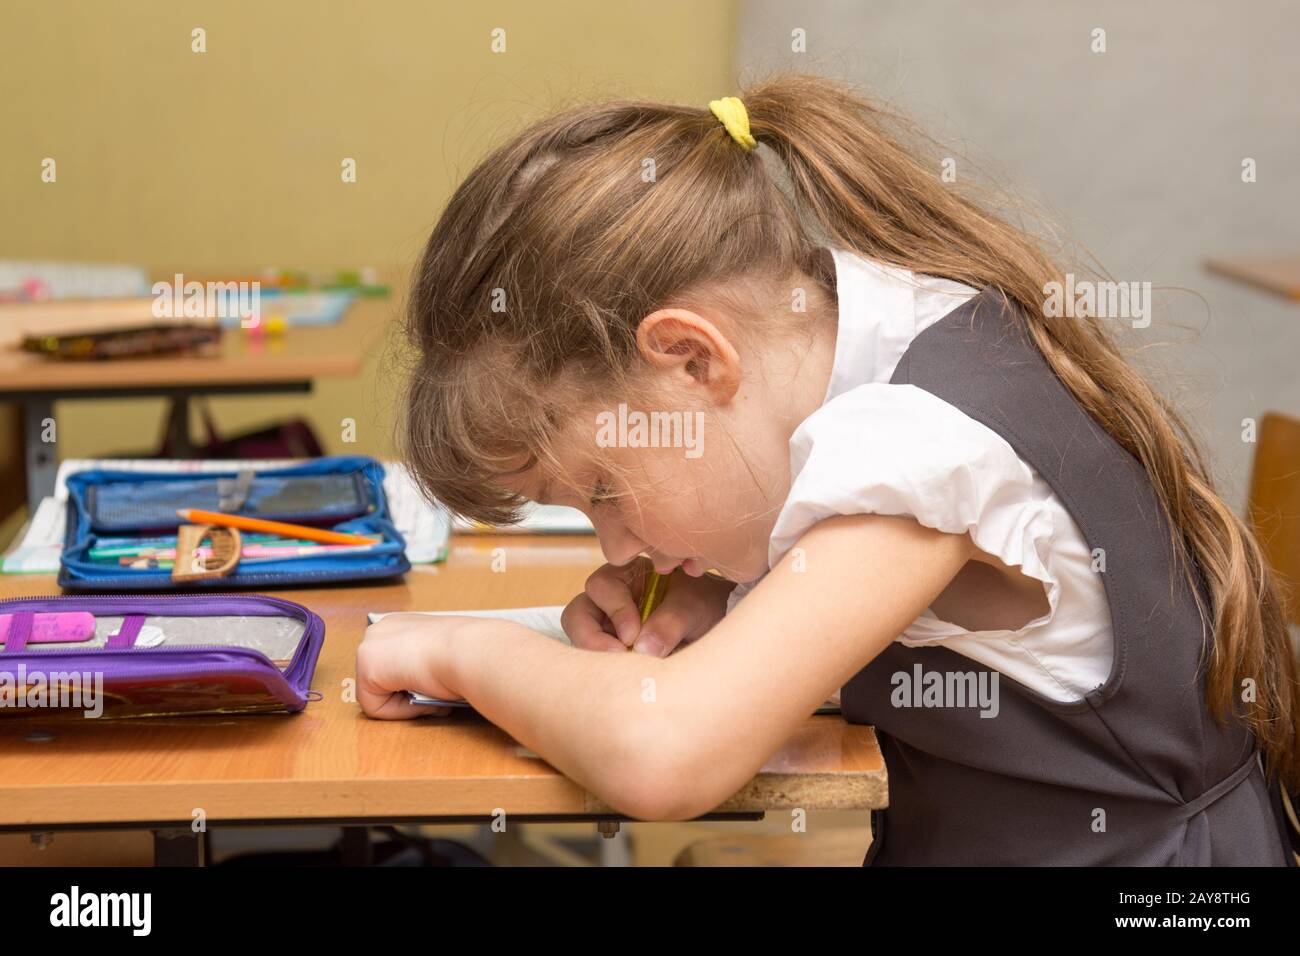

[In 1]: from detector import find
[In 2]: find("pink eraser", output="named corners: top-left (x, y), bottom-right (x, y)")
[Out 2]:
top-left (0, 611), bottom-right (97, 644)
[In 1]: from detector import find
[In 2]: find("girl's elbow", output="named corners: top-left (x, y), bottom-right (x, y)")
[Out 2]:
top-left (597, 721), bottom-right (733, 821)
top-left (603, 766), bottom-right (714, 822)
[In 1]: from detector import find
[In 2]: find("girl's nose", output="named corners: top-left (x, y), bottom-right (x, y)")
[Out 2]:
top-left (593, 520), bottom-right (644, 568)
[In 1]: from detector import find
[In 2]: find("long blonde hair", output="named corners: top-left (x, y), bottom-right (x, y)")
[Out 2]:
top-left (401, 73), bottom-right (1300, 789)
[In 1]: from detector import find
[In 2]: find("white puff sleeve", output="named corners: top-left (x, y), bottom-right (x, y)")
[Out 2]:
top-left (728, 382), bottom-right (1060, 647)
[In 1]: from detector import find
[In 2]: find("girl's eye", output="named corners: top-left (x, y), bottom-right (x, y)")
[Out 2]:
top-left (589, 479), bottom-right (614, 508)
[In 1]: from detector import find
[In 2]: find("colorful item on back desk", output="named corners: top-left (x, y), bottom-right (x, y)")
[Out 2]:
top-left (21, 324), bottom-right (221, 361)
top-left (198, 268), bottom-right (389, 297)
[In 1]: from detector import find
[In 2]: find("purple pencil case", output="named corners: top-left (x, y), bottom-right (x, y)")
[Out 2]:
top-left (0, 594), bottom-right (324, 719)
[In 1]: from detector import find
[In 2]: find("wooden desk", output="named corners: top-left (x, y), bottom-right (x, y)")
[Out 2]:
top-left (0, 535), bottom-right (885, 862)
top-left (0, 302), bottom-right (384, 509)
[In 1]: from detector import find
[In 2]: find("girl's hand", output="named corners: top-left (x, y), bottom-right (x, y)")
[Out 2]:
top-left (561, 557), bottom-right (736, 657)
top-left (355, 613), bottom-right (465, 720)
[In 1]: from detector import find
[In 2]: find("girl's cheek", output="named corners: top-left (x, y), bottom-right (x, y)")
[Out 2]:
top-left (654, 509), bottom-right (711, 554)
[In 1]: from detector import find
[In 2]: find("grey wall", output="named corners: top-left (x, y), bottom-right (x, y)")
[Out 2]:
top-left (738, 0), bottom-right (1300, 510)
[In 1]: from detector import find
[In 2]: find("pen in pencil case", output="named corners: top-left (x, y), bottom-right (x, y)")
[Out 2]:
top-left (91, 532), bottom-right (306, 551)
top-left (175, 508), bottom-right (381, 546)
top-left (89, 536), bottom-right (321, 560)
top-left (121, 545), bottom-right (380, 570)
top-left (113, 543), bottom-right (377, 562)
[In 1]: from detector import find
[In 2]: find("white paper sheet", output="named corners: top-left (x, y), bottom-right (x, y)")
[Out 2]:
top-left (367, 605), bottom-right (569, 644)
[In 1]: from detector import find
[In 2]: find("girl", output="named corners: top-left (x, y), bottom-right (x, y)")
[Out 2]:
top-left (358, 74), bottom-right (1299, 865)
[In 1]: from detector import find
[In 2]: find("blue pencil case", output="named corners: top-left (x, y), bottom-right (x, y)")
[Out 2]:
top-left (58, 456), bottom-right (411, 591)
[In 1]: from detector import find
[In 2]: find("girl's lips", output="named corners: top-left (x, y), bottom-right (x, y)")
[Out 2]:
top-left (651, 556), bottom-right (707, 577)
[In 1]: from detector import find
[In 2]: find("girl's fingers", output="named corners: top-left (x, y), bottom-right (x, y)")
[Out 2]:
top-left (636, 595), bottom-right (697, 657)
top-left (356, 684), bottom-right (443, 720)
top-left (355, 647), bottom-right (454, 718)
top-left (561, 592), bottom-right (630, 652)
top-left (584, 567), bottom-right (645, 647)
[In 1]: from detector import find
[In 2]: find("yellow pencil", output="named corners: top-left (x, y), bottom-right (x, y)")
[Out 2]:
top-left (632, 569), bottom-right (670, 651)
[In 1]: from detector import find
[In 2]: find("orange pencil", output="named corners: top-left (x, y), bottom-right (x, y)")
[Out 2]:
top-left (175, 508), bottom-right (381, 546)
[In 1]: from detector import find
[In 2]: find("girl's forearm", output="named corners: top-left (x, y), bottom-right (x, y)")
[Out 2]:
top-left (416, 516), bottom-right (973, 821)
top-left (439, 618), bottom-right (682, 810)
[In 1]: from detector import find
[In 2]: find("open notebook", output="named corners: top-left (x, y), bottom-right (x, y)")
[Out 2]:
top-left (365, 606), bottom-right (841, 713)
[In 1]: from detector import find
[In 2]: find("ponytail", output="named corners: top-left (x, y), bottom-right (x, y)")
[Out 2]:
top-left (744, 74), bottom-right (1300, 790)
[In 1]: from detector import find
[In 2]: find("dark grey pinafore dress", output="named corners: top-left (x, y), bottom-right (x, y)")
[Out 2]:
top-left (841, 287), bottom-right (1295, 866)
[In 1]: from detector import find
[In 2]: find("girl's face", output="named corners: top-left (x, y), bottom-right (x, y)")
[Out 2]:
top-left (499, 300), bottom-right (838, 585)
top-left (520, 407), bottom-right (791, 584)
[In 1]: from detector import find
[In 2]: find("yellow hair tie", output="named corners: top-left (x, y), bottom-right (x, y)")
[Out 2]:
top-left (709, 96), bottom-right (756, 151)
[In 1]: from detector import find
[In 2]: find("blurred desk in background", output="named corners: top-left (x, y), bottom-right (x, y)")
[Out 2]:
top-left (0, 303), bottom-right (386, 511)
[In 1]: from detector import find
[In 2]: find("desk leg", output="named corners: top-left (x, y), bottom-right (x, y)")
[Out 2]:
top-left (21, 397), bottom-right (57, 512)
top-left (159, 395), bottom-right (197, 457)
top-left (153, 828), bottom-right (206, 867)
top-left (597, 824), bottom-right (633, 867)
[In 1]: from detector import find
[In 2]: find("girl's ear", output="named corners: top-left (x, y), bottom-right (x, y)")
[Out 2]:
top-left (635, 308), bottom-right (741, 403)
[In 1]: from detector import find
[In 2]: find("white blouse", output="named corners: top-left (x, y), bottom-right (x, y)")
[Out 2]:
top-left (729, 249), bottom-right (1114, 703)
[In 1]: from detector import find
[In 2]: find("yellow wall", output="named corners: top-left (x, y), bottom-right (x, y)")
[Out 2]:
top-left (0, 0), bottom-right (738, 462)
